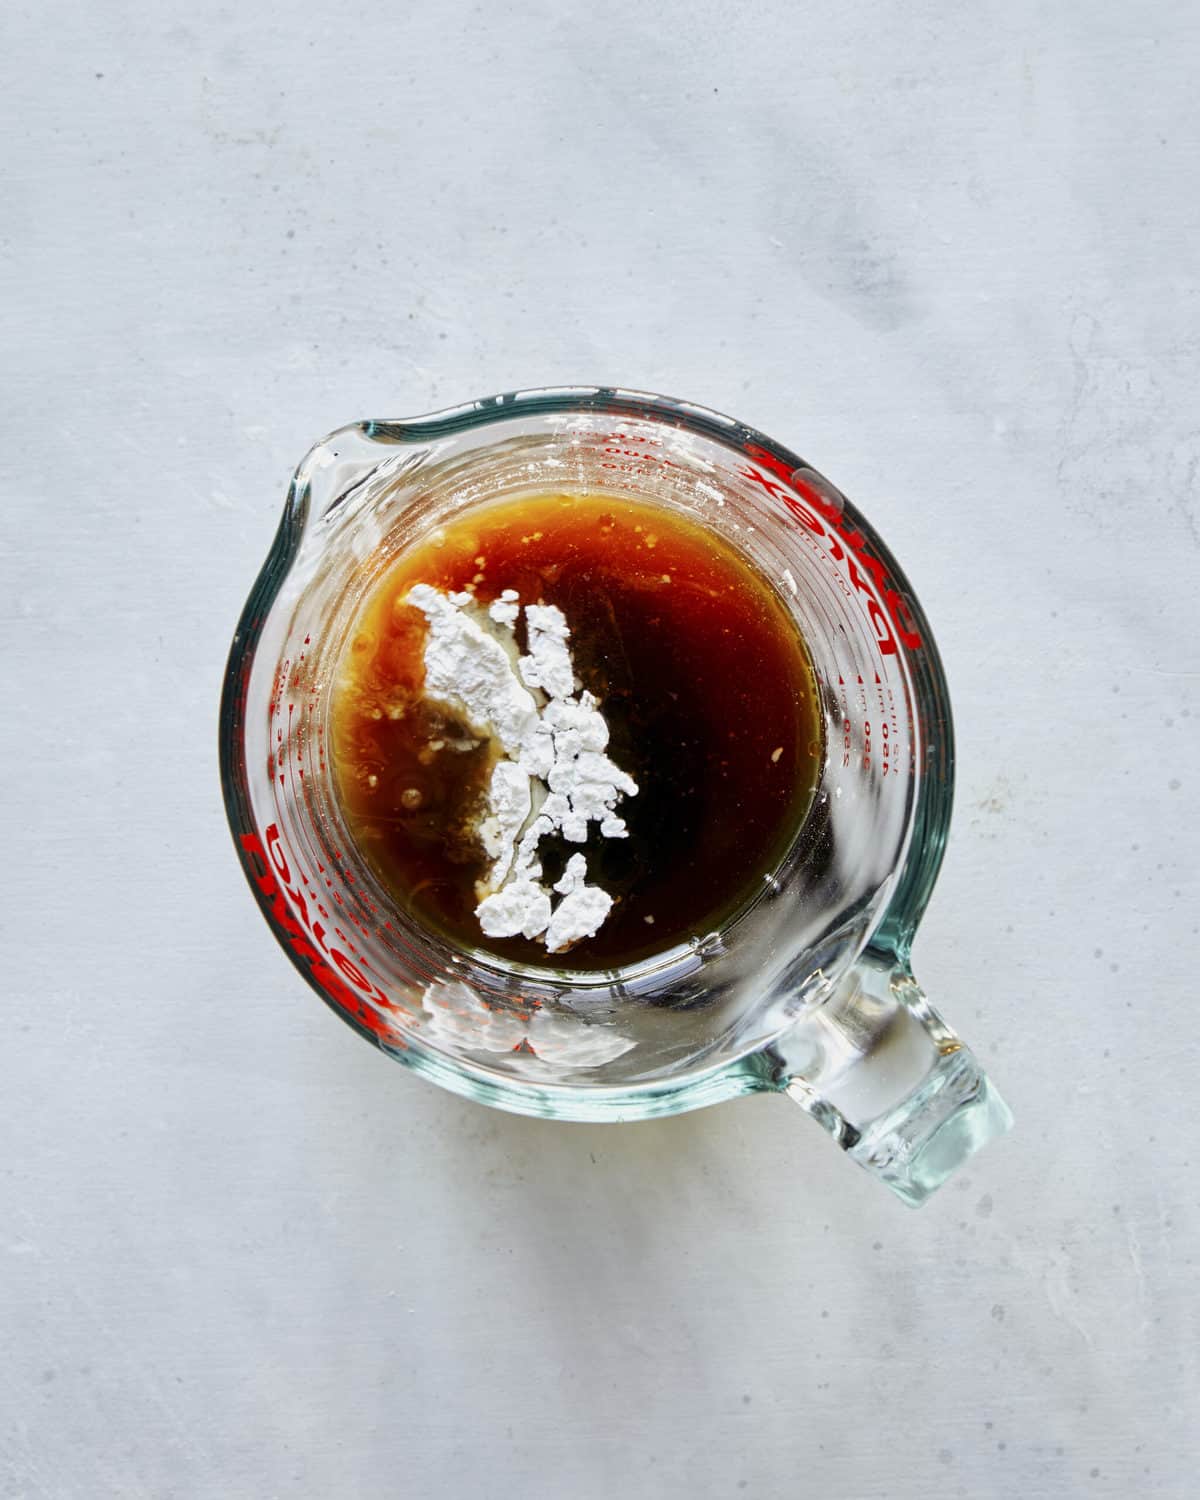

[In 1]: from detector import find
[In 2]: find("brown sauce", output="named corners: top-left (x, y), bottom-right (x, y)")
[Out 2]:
top-left (330, 492), bottom-right (823, 970)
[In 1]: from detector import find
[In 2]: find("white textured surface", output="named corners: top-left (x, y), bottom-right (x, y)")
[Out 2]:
top-left (2, 2), bottom-right (1198, 1497)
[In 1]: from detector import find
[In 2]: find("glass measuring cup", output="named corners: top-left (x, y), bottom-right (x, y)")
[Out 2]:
top-left (219, 387), bottom-right (1012, 1205)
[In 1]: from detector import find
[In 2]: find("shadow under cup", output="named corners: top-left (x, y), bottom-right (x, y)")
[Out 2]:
top-left (221, 389), bottom-right (1011, 1203)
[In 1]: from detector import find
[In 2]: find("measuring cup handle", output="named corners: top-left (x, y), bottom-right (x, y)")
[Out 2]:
top-left (770, 955), bottom-right (1012, 1207)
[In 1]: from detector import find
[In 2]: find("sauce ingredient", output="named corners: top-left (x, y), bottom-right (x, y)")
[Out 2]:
top-left (330, 491), bottom-right (823, 970)
top-left (405, 585), bottom-right (637, 952)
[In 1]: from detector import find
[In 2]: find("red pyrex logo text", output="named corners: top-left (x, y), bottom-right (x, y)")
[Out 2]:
top-left (740, 446), bottom-right (923, 656)
top-left (240, 824), bottom-right (404, 1044)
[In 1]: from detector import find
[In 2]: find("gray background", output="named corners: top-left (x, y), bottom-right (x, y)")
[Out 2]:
top-left (3, 2), bottom-right (1198, 1496)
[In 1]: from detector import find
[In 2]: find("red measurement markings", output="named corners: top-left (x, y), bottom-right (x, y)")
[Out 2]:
top-left (739, 447), bottom-right (923, 657)
top-left (240, 824), bottom-right (408, 1046)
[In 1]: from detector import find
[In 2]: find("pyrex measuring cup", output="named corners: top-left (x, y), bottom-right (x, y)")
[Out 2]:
top-left (220, 387), bottom-right (1012, 1205)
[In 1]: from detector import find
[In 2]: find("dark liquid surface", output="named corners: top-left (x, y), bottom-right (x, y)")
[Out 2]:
top-left (330, 492), bottom-right (823, 970)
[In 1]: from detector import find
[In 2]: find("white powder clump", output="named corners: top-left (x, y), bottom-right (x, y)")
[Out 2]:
top-left (472, 879), bottom-right (553, 942)
top-left (475, 759), bottom-right (532, 888)
top-left (405, 585), bottom-right (638, 954)
top-left (544, 853), bottom-right (614, 955)
top-left (519, 604), bottom-right (578, 701)
top-left (488, 588), bottom-right (521, 630)
top-left (406, 584), bottom-right (536, 756)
